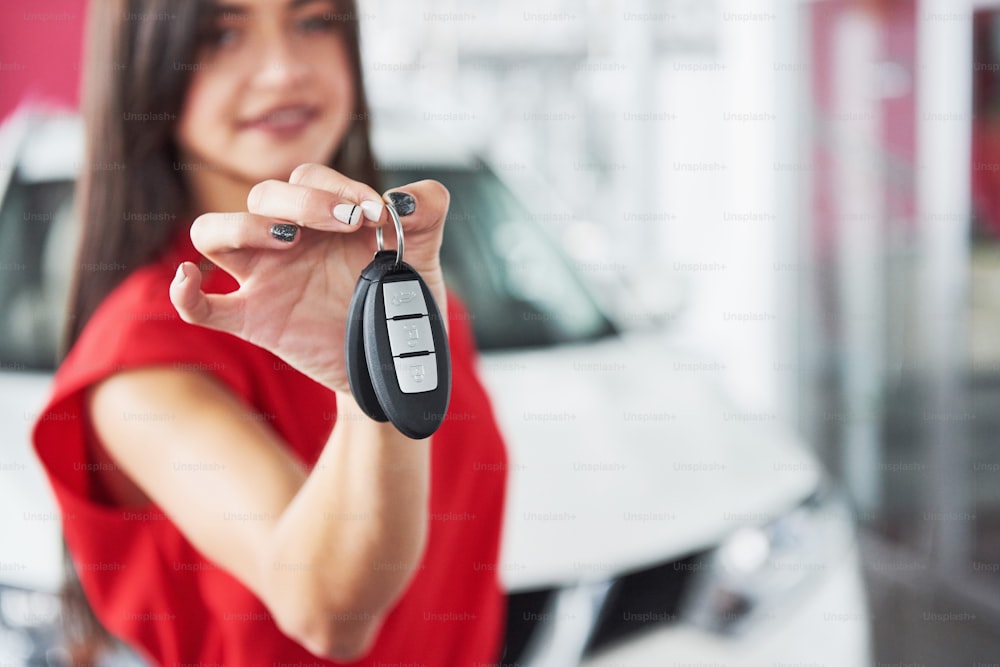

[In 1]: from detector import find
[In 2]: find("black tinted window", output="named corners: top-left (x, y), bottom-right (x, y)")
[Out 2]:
top-left (0, 172), bottom-right (74, 371)
top-left (0, 159), bottom-right (615, 373)
top-left (381, 166), bottom-right (616, 350)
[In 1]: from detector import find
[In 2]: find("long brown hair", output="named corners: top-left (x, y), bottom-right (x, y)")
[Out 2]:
top-left (61, 0), bottom-right (377, 661)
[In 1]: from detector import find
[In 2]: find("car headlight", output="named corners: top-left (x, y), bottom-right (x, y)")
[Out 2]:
top-left (680, 483), bottom-right (856, 635)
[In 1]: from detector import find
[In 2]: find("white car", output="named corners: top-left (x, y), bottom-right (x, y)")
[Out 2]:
top-left (0, 111), bottom-right (871, 666)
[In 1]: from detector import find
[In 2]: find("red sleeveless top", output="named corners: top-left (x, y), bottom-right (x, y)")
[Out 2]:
top-left (31, 230), bottom-right (509, 666)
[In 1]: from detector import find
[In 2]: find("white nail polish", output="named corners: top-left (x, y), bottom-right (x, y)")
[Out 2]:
top-left (360, 199), bottom-right (384, 222)
top-left (333, 203), bottom-right (362, 226)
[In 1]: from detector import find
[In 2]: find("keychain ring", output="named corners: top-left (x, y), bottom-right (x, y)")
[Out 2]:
top-left (376, 201), bottom-right (405, 267)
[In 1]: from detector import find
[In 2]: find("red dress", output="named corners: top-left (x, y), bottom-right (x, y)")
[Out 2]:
top-left (31, 229), bottom-right (509, 666)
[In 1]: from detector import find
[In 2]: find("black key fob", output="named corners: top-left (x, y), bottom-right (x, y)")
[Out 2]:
top-left (344, 205), bottom-right (451, 439)
top-left (344, 251), bottom-right (392, 423)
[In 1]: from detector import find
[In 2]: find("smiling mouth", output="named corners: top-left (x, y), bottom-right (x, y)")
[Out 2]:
top-left (240, 106), bottom-right (319, 133)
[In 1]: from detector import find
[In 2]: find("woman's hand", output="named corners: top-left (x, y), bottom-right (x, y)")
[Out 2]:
top-left (169, 163), bottom-right (450, 394)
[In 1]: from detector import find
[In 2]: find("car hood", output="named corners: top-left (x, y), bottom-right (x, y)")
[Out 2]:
top-left (0, 333), bottom-right (822, 594)
top-left (476, 329), bottom-right (821, 591)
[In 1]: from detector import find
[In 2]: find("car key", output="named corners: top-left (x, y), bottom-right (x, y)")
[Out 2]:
top-left (344, 202), bottom-right (451, 439)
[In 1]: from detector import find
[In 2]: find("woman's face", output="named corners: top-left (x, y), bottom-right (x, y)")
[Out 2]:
top-left (176, 0), bottom-right (355, 184)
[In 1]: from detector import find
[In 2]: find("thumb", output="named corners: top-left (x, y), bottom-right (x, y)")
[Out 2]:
top-left (169, 262), bottom-right (246, 335)
top-left (383, 180), bottom-right (449, 273)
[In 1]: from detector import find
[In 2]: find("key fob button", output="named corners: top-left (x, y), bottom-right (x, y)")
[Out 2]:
top-left (394, 353), bottom-right (439, 393)
top-left (386, 317), bottom-right (435, 357)
top-left (383, 280), bottom-right (428, 318)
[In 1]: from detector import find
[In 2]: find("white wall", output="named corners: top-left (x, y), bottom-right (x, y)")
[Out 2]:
top-left (360, 0), bottom-right (799, 420)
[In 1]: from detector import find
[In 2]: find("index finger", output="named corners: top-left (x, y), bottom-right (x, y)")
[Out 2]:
top-left (247, 171), bottom-right (384, 230)
top-left (286, 163), bottom-right (386, 226)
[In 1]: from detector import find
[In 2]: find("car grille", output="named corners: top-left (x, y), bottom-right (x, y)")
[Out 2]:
top-left (499, 551), bottom-right (706, 665)
top-left (583, 552), bottom-right (702, 654)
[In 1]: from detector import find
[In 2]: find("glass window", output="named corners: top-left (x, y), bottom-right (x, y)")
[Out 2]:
top-left (381, 166), bottom-right (617, 350)
top-left (0, 171), bottom-right (74, 371)
top-left (0, 132), bottom-right (618, 374)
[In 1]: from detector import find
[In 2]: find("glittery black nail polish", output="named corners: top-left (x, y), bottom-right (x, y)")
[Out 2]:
top-left (386, 191), bottom-right (416, 216)
top-left (270, 223), bottom-right (298, 242)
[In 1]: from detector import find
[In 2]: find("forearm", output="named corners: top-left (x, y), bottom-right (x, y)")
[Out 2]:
top-left (264, 391), bottom-right (431, 623)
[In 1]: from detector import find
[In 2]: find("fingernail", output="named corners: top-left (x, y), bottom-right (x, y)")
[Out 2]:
top-left (386, 191), bottom-right (416, 216)
top-left (270, 223), bottom-right (298, 242)
top-left (174, 264), bottom-right (187, 284)
top-left (333, 203), bottom-right (362, 226)
top-left (360, 199), bottom-right (384, 222)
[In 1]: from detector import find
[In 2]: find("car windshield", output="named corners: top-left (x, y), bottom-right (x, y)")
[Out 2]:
top-left (0, 153), bottom-right (616, 372)
top-left (381, 165), bottom-right (617, 351)
top-left (0, 169), bottom-right (74, 371)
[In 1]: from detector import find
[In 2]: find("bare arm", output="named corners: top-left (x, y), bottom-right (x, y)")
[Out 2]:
top-left (88, 368), bottom-right (429, 661)
top-left (266, 386), bottom-right (430, 657)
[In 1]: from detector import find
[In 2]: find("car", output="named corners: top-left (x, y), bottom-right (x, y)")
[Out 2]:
top-left (0, 110), bottom-right (871, 666)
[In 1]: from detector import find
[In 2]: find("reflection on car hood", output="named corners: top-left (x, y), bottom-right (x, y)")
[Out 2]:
top-left (477, 329), bottom-right (821, 592)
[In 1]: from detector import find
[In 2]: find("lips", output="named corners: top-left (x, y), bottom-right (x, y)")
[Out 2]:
top-left (239, 105), bottom-right (319, 135)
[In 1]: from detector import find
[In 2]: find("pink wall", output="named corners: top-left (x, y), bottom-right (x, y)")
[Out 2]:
top-left (0, 0), bottom-right (88, 122)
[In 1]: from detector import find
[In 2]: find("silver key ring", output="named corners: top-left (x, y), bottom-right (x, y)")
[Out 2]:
top-left (376, 201), bottom-right (405, 267)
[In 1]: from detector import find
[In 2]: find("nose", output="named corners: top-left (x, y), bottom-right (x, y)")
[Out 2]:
top-left (252, 32), bottom-right (309, 89)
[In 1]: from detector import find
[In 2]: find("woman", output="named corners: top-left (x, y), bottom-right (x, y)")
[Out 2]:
top-left (31, 0), bottom-right (509, 665)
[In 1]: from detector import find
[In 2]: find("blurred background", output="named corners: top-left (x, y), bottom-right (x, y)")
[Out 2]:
top-left (1, 0), bottom-right (999, 665)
